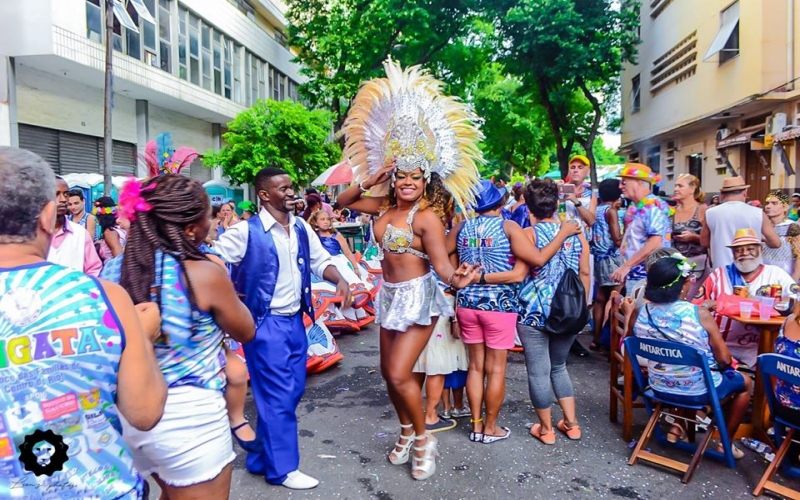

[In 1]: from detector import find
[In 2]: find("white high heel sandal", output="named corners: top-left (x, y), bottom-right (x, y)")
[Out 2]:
top-left (412, 433), bottom-right (438, 481)
top-left (388, 423), bottom-right (415, 465)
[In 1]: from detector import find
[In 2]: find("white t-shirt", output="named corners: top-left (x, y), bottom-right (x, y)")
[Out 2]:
top-left (694, 264), bottom-right (800, 367)
top-left (706, 201), bottom-right (763, 269)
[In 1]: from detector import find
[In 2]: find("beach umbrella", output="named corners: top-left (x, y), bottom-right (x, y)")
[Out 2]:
top-left (311, 160), bottom-right (353, 186)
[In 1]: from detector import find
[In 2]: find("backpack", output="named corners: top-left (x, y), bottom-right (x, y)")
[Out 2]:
top-left (535, 254), bottom-right (589, 336)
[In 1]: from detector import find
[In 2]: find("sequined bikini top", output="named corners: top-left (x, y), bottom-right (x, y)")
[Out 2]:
top-left (376, 204), bottom-right (430, 261)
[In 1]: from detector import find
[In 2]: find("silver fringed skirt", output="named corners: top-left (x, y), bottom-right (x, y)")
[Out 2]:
top-left (376, 273), bottom-right (454, 333)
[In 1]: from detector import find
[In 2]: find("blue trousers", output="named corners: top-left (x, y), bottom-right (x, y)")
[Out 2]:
top-left (242, 312), bottom-right (307, 484)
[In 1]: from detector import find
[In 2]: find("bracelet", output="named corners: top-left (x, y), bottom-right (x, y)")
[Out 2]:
top-left (479, 271), bottom-right (486, 285)
top-left (358, 181), bottom-right (369, 193)
top-left (447, 272), bottom-right (456, 288)
top-left (574, 200), bottom-right (582, 208)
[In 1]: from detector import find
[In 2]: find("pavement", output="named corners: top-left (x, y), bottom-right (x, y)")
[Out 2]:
top-left (149, 327), bottom-right (800, 499)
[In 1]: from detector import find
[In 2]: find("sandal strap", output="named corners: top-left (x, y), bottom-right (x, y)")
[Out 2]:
top-left (400, 423), bottom-right (414, 429)
top-left (469, 418), bottom-right (483, 423)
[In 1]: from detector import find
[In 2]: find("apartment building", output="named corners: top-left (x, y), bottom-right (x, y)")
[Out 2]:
top-left (620, 0), bottom-right (800, 201)
top-left (0, 0), bottom-right (302, 188)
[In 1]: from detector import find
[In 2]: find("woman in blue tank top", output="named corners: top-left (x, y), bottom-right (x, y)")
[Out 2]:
top-left (110, 175), bottom-right (255, 498)
top-left (0, 147), bottom-right (166, 499)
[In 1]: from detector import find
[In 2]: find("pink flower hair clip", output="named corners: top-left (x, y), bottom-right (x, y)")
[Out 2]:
top-left (118, 177), bottom-right (154, 222)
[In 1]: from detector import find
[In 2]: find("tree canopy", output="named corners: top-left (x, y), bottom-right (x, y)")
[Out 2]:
top-left (499, 0), bottom-right (640, 181)
top-left (285, 0), bottom-right (639, 183)
top-left (203, 99), bottom-right (340, 186)
top-left (286, 0), bottom-right (497, 129)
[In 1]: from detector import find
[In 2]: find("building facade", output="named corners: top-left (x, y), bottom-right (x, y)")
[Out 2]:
top-left (0, 0), bottom-right (302, 187)
top-left (620, 0), bottom-right (800, 201)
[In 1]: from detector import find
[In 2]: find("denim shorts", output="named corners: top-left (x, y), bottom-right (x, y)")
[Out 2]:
top-left (654, 370), bottom-right (747, 406)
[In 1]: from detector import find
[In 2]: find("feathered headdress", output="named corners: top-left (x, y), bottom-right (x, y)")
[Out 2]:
top-left (342, 59), bottom-right (484, 212)
top-left (143, 132), bottom-right (199, 177)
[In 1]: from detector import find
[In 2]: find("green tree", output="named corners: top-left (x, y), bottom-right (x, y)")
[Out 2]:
top-left (203, 99), bottom-right (340, 186)
top-left (499, 0), bottom-right (640, 184)
top-left (472, 65), bottom-right (554, 178)
top-left (286, 0), bottom-right (496, 130)
top-left (590, 137), bottom-right (625, 165)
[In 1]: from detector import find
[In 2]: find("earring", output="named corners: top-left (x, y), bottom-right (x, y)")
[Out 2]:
top-left (188, 232), bottom-right (196, 242)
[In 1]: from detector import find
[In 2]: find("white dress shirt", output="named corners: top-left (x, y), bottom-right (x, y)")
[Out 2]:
top-left (213, 207), bottom-right (333, 315)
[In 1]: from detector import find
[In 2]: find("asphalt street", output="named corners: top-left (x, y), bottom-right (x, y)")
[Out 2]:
top-left (151, 326), bottom-right (800, 499)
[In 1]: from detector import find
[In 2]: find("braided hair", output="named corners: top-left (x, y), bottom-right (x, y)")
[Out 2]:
top-left (120, 174), bottom-right (210, 307)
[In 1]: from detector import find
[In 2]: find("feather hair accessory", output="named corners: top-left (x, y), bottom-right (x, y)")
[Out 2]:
top-left (143, 132), bottom-right (200, 177)
top-left (342, 59), bottom-right (484, 213)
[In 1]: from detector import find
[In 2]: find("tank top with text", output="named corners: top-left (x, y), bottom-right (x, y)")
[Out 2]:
top-left (0, 262), bottom-right (142, 499)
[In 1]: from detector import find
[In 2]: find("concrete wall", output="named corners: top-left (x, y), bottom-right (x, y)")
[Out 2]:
top-left (622, 0), bottom-right (793, 146)
top-left (16, 65), bottom-right (138, 143)
top-left (149, 103), bottom-right (214, 153)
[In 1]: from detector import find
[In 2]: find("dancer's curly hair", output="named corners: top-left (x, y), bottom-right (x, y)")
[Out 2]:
top-left (382, 172), bottom-right (453, 224)
top-left (120, 175), bottom-right (210, 307)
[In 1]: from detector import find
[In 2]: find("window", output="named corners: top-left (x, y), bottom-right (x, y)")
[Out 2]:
top-left (158, 0), bottom-right (171, 72)
top-left (85, 0), bottom-right (166, 69)
top-left (258, 60), bottom-right (267, 100)
top-left (289, 80), bottom-right (298, 102)
top-left (631, 74), bottom-right (641, 114)
top-left (275, 30), bottom-right (288, 48)
top-left (251, 56), bottom-right (258, 103)
top-left (213, 32), bottom-right (223, 95)
top-left (188, 13), bottom-right (200, 84)
top-left (125, 2), bottom-right (141, 59)
top-left (201, 25), bottom-right (212, 90)
top-left (233, 43), bottom-right (242, 103)
top-left (224, 41), bottom-right (233, 99)
top-left (278, 73), bottom-right (285, 101)
top-left (178, 9), bottom-right (187, 79)
top-left (688, 154), bottom-right (703, 185)
top-left (86, 0), bottom-right (102, 43)
top-left (272, 69), bottom-right (281, 100)
top-left (704, 1), bottom-right (739, 64)
top-left (244, 53), bottom-right (252, 105)
top-left (647, 146), bottom-right (661, 174)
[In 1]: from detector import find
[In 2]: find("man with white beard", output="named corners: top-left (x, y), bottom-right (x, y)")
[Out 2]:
top-left (693, 228), bottom-right (800, 367)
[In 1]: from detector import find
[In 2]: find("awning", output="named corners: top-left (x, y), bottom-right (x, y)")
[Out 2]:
top-left (716, 125), bottom-right (765, 149)
top-left (773, 127), bottom-right (800, 143)
top-left (704, 2), bottom-right (740, 60)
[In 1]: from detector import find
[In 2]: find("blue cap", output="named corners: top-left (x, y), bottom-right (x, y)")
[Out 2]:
top-left (473, 179), bottom-right (506, 213)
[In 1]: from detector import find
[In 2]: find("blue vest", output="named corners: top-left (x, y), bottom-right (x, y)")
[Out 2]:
top-left (233, 216), bottom-right (313, 326)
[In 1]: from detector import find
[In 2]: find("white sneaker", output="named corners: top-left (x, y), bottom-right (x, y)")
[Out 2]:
top-left (282, 470), bottom-right (319, 490)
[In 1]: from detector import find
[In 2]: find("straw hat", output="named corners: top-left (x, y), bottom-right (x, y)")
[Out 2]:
top-left (726, 228), bottom-right (761, 247)
top-left (719, 176), bottom-right (750, 193)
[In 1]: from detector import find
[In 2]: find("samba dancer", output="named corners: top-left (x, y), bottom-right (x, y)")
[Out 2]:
top-left (338, 60), bottom-right (481, 481)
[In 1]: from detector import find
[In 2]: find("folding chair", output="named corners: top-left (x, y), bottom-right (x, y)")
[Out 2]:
top-left (623, 337), bottom-right (738, 483)
top-left (753, 353), bottom-right (800, 499)
top-left (609, 291), bottom-right (645, 441)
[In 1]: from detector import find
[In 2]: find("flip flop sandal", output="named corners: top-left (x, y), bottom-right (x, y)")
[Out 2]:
top-left (425, 418), bottom-right (457, 434)
top-left (529, 423), bottom-right (556, 445)
top-left (557, 419), bottom-right (582, 440)
top-left (481, 427), bottom-right (511, 444)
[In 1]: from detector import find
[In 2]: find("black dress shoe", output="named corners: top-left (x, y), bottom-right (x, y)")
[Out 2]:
top-left (569, 340), bottom-right (589, 357)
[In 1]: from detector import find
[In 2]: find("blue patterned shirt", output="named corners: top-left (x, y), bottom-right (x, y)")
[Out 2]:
top-left (457, 216), bottom-right (518, 312)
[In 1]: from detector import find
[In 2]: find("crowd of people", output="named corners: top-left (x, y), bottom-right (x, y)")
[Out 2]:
top-left (3, 58), bottom-right (800, 499)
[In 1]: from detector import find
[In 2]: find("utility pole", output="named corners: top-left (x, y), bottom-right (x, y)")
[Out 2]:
top-left (102, 0), bottom-right (114, 196)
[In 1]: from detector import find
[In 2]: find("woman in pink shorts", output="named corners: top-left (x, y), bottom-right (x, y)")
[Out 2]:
top-left (448, 180), bottom-right (580, 443)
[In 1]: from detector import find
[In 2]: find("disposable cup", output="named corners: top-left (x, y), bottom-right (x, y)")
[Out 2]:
top-left (739, 302), bottom-right (753, 319)
top-left (759, 297), bottom-right (775, 319)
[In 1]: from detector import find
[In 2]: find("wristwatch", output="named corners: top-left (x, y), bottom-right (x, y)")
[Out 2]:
top-left (573, 199), bottom-right (582, 208)
top-left (479, 272), bottom-right (487, 285)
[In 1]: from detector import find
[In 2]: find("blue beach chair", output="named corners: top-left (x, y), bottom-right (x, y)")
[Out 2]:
top-left (753, 353), bottom-right (800, 499)
top-left (623, 337), bottom-right (738, 483)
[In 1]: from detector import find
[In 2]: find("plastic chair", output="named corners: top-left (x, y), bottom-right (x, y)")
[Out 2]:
top-left (609, 291), bottom-right (645, 441)
top-left (623, 337), bottom-right (738, 483)
top-left (753, 353), bottom-right (800, 499)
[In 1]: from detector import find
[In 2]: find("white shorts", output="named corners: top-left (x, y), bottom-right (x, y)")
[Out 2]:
top-left (121, 385), bottom-right (236, 487)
